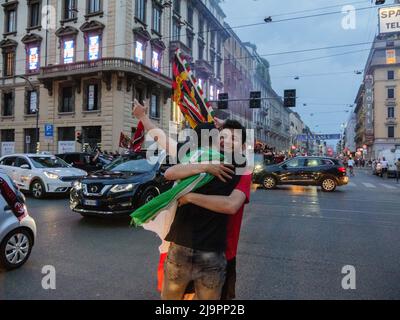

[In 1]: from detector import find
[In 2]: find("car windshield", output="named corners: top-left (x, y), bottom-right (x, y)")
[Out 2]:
top-left (29, 156), bottom-right (70, 168)
top-left (104, 158), bottom-right (155, 173)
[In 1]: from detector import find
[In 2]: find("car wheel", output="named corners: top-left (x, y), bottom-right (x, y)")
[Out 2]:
top-left (263, 176), bottom-right (277, 190)
top-left (0, 228), bottom-right (33, 270)
top-left (321, 177), bottom-right (337, 192)
top-left (30, 180), bottom-right (46, 199)
top-left (139, 187), bottom-right (160, 207)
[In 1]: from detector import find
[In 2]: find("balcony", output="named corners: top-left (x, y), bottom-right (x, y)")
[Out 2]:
top-left (169, 40), bottom-right (192, 61)
top-left (195, 59), bottom-right (214, 78)
top-left (37, 58), bottom-right (172, 93)
top-left (385, 118), bottom-right (398, 126)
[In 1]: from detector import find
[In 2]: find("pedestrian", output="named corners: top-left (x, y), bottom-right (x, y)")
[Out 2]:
top-left (347, 157), bottom-right (355, 176)
top-left (395, 158), bottom-right (400, 183)
top-left (381, 157), bottom-right (388, 177)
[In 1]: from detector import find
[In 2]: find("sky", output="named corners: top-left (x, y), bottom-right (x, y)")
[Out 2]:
top-left (220, 0), bottom-right (381, 145)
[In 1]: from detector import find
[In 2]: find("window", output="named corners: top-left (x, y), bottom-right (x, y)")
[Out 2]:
top-left (152, 6), bottom-right (161, 34)
top-left (388, 126), bottom-right (395, 138)
top-left (150, 94), bottom-right (160, 119)
top-left (284, 158), bottom-right (304, 168)
top-left (16, 157), bottom-right (31, 169)
top-left (198, 42), bottom-right (204, 60)
top-left (151, 50), bottom-right (160, 72)
top-left (135, 0), bottom-right (146, 22)
top-left (388, 107), bottom-right (395, 118)
top-left (209, 85), bottom-right (215, 101)
top-left (27, 46), bottom-right (40, 72)
top-left (2, 92), bottom-right (14, 117)
top-left (388, 70), bottom-right (395, 80)
top-left (135, 40), bottom-right (145, 63)
top-left (84, 83), bottom-right (100, 111)
top-left (26, 90), bottom-right (39, 115)
top-left (87, 35), bottom-right (101, 60)
top-left (387, 88), bottom-right (395, 99)
top-left (5, 9), bottom-right (17, 33)
top-left (217, 57), bottom-right (222, 78)
top-left (173, 0), bottom-right (181, 15)
top-left (187, 34), bottom-right (193, 51)
top-left (172, 20), bottom-right (180, 41)
top-left (88, 0), bottom-right (101, 14)
top-left (28, 1), bottom-right (41, 28)
top-left (199, 18), bottom-right (204, 39)
top-left (210, 30), bottom-right (216, 48)
top-left (3, 51), bottom-right (15, 77)
top-left (187, 5), bottom-right (193, 26)
top-left (64, 0), bottom-right (77, 20)
top-left (60, 86), bottom-right (74, 113)
top-left (305, 159), bottom-right (321, 167)
top-left (1, 157), bottom-right (17, 166)
top-left (63, 39), bottom-right (75, 64)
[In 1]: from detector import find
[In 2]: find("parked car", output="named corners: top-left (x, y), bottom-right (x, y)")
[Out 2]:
top-left (56, 152), bottom-right (111, 173)
top-left (0, 154), bottom-right (87, 199)
top-left (253, 156), bottom-right (348, 192)
top-left (0, 169), bottom-right (36, 270)
top-left (70, 152), bottom-right (174, 217)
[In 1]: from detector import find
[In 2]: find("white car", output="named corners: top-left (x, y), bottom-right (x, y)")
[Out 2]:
top-left (0, 154), bottom-right (87, 199)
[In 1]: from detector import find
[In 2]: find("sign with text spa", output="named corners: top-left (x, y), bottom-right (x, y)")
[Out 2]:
top-left (379, 6), bottom-right (400, 34)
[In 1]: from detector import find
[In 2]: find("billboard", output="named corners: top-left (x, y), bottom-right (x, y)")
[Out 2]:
top-left (379, 6), bottom-right (400, 34)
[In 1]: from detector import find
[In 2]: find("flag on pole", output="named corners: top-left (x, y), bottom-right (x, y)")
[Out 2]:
top-left (172, 49), bottom-right (215, 128)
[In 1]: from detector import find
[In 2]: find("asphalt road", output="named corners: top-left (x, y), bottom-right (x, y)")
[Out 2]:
top-left (1, 168), bottom-right (400, 300)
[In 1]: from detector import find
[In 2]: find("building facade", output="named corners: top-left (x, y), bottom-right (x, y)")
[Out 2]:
top-left (343, 111), bottom-right (357, 153)
top-left (0, 0), bottom-right (228, 155)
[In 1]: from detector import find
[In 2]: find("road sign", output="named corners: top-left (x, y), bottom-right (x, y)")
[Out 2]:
top-left (249, 91), bottom-right (261, 109)
top-left (26, 136), bottom-right (31, 144)
top-left (45, 124), bottom-right (54, 138)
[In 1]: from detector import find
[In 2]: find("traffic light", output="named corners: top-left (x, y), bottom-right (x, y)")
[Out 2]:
top-left (76, 132), bottom-right (82, 144)
top-left (249, 91), bottom-right (261, 109)
top-left (218, 93), bottom-right (229, 109)
top-left (284, 89), bottom-right (296, 108)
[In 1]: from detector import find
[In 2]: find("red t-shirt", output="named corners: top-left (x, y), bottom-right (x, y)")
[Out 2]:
top-left (225, 173), bottom-right (252, 261)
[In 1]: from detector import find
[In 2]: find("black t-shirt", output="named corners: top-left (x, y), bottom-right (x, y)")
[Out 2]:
top-left (165, 174), bottom-right (240, 253)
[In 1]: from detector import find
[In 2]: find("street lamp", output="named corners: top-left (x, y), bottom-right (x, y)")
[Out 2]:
top-left (16, 75), bottom-right (39, 153)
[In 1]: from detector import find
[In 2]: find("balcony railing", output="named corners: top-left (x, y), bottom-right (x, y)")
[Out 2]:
top-left (38, 58), bottom-right (172, 87)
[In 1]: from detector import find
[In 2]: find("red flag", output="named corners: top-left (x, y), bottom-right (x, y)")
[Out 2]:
top-left (130, 121), bottom-right (145, 152)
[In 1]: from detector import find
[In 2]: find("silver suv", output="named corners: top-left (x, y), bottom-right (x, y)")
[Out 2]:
top-left (0, 169), bottom-right (36, 270)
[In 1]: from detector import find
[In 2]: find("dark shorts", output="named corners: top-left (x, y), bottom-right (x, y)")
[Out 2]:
top-left (184, 257), bottom-right (237, 300)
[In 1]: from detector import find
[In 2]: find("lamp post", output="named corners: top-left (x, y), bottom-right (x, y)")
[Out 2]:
top-left (16, 75), bottom-right (39, 153)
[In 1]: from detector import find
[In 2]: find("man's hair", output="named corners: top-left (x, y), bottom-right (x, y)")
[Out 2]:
top-left (222, 119), bottom-right (246, 144)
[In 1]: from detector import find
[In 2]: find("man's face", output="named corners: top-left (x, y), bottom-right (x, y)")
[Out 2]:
top-left (219, 128), bottom-right (244, 154)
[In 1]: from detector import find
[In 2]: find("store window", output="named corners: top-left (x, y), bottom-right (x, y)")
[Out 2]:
top-left (87, 34), bottom-right (101, 60)
top-left (62, 38), bottom-right (75, 64)
top-left (27, 45), bottom-right (40, 73)
top-left (151, 50), bottom-right (160, 72)
top-left (83, 81), bottom-right (101, 111)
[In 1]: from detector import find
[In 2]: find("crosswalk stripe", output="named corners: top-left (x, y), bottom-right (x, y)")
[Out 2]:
top-left (362, 182), bottom-right (376, 188)
top-left (380, 183), bottom-right (397, 190)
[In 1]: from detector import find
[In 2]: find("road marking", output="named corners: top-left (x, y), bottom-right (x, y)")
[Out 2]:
top-left (380, 183), bottom-right (397, 190)
top-left (362, 182), bottom-right (376, 188)
top-left (348, 182), bottom-right (356, 187)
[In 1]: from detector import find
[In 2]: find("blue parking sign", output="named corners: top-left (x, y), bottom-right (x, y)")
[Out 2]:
top-left (45, 124), bottom-right (54, 138)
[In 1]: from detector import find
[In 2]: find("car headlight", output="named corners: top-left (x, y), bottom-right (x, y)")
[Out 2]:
top-left (253, 164), bottom-right (263, 173)
top-left (110, 183), bottom-right (135, 193)
top-left (44, 171), bottom-right (60, 179)
top-left (72, 181), bottom-right (82, 190)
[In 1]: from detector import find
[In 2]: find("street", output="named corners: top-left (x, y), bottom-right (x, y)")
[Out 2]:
top-left (1, 168), bottom-right (399, 300)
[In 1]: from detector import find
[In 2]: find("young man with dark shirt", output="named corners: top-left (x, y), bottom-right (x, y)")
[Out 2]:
top-left (161, 120), bottom-right (247, 300)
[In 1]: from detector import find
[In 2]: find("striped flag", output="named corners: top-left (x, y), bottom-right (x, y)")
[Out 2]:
top-left (172, 49), bottom-right (215, 128)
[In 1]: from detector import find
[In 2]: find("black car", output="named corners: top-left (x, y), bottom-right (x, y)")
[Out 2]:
top-left (70, 152), bottom-right (173, 217)
top-left (56, 152), bottom-right (111, 173)
top-left (253, 156), bottom-right (348, 192)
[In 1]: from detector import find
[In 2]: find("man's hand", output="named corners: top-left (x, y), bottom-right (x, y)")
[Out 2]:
top-left (205, 164), bottom-right (235, 183)
top-left (132, 99), bottom-right (148, 120)
top-left (178, 193), bottom-right (193, 207)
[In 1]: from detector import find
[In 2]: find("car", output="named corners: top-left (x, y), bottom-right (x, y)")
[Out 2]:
top-left (70, 151), bottom-right (174, 217)
top-left (0, 169), bottom-right (36, 270)
top-left (0, 154), bottom-right (87, 199)
top-left (56, 152), bottom-right (112, 173)
top-left (253, 156), bottom-right (349, 192)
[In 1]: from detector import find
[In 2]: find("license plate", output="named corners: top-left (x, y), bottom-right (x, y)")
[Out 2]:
top-left (84, 199), bottom-right (98, 206)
